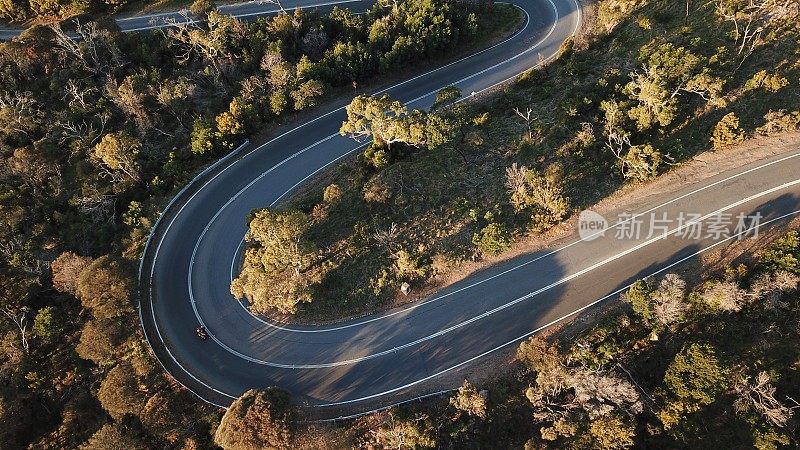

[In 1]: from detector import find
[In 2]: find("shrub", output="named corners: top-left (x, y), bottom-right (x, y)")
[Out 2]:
top-left (81, 423), bottom-right (149, 450)
top-left (190, 0), bottom-right (215, 17)
top-left (756, 110), bottom-right (800, 136)
top-left (711, 112), bottom-right (745, 149)
top-left (700, 280), bottom-right (747, 312)
top-left (597, 0), bottom-right (646, 32)
top-left (506, 163), bottom-right (569, 231)
top-left (621, 144), bottom-right (662, 182)
top-left (472, 222), bottom-right (512, 256)
top-left (450, 380), bottom-right (487, 418)
top-left (588, 415), bottom-right (636, 450)
top-left (322, 184), bottom-right (342, 203)
top-left (375, 415), bottom-right (436, 450)
top-left (190, 118), bottom-right (216, 155)
top-left (760, 231), bottom-right (799, 274)
top-left (394, 250), bottom-right (429, 281)
top-left (744, 70), bottom-right (789, 93)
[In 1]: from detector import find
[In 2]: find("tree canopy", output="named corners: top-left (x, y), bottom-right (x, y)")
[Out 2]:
top-left (214, 388), bottom-right (295, 450)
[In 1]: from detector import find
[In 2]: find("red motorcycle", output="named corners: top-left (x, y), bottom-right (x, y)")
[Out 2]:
top-left (196, 326), bottom-right (208, 341)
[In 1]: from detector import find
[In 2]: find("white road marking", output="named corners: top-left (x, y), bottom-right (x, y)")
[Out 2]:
top-left (142, 0), bottom-right (544, 406)
top-left (190, 178), bottom-right (800, 368)
top-left (230, 151), bottom-right (800, 332)
top-left (118, 0), bottom-right (364, 32)
top-left (139, 0), bottom-right (800, 410)
top-left (314, 207), bottom-right (800, 406)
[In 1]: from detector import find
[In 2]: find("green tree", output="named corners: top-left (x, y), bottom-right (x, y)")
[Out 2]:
top-left (51, 252), bottom-right (93, 295)
top-left (93, 132), bottom-right (141, 181)
top-left (622, 278), bottom-right (656, 325)
top-left (191, 118), bottom-right (216, 155)
top-left (214, 388), bottom-right (294, 450)
top-left (587, 414), bottom-right (635, 449)
top-left (75, 256), bottom-right (134, 320)
top-left (33, 306), bottom-right (64, 340)
top-left (230, 209), bottom-right (319, 314)
top-left (340, 94), bottom-right (429, 149)
top-left (375, 414), bottom-right (437, 449)
top-left (518, 336), bottom-right (567, 396)
top-left (290, 79), bottom-right (325, 111)
top-left (245, 209), bottom-right (315, 274)
top-left (81, 422), bottom-right (149, 450)
top-left (97, 362), bottom-right (146, 420)
top-left (432, 86), bottom-right (462, 111)
top-left (624, 43), bottom-right (722, 131)
top-left (217, 97), bottom-right (256, 138)
top-left (624, 274), bottom-right (687, 331)
top-left (75, 318), bottom-right (124, 364)
top-left (0, 386), bottom-right (37, 449)
top-left (658, 343), bottom-right (729, 429)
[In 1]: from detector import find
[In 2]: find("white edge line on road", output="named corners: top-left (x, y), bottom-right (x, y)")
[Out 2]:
top-left (137, 141), bottom-right (250, 405)
top-left (229, 150), bottom-right (800, 332)
top-left (189, 0), bottom-right (567, 331)
top-left (314, 207), bottom-right (800, 407)
top-left (137, 0), bottom-right (800, 411)
top-left (140, 0), bottom-right (564, 405)
top-left (118, 0), bottom-right (364, 31)
top-left (190, 178), bottom-right (800, 368)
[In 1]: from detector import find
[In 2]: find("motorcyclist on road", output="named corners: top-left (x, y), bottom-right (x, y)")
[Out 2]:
top-left (196, 325), bottom-right (207, 340)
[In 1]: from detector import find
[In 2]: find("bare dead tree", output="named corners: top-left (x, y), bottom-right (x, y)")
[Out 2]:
top-left (62, 79), bottom-right (97, 110)
top-left (373, 223), bottom-right (401, 256)
top-left (164, 12), bottom-right (206, 64)
top-left (735, 371), bottom-right (799, 427)
top-left (513, 107), bottom-right (537, 140)
top-left (0, 236), bottom-right (45, 276)
top-left (51, 21), bottom-right (124, 76)
top-left (0, 91), bottom-right (41, 135)
top-left (2, 307), bottom-right (31, 354)
top-left (714, 0), bottom-right (799, 68)
top-left (75, 194), bottom-right (117, 224)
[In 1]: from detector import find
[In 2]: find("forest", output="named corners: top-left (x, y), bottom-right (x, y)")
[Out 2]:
top-left (1, 0), bottom-right (800, 448)
top-left (232, 0), bottom-right (800, 323)
top-left (0, 0), bottom-right (509, 447)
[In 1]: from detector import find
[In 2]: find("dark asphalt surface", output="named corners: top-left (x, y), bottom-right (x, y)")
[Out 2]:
top-left (0, 0), bottom-right (366, 39)
top-left (136, 0), bottom-right (800, 419)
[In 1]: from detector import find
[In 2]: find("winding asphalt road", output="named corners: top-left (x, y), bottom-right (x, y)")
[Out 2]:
top-left (0, 0), bottom-right (366, 39)
top-left (136, 0), bottom-right (800, 419)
